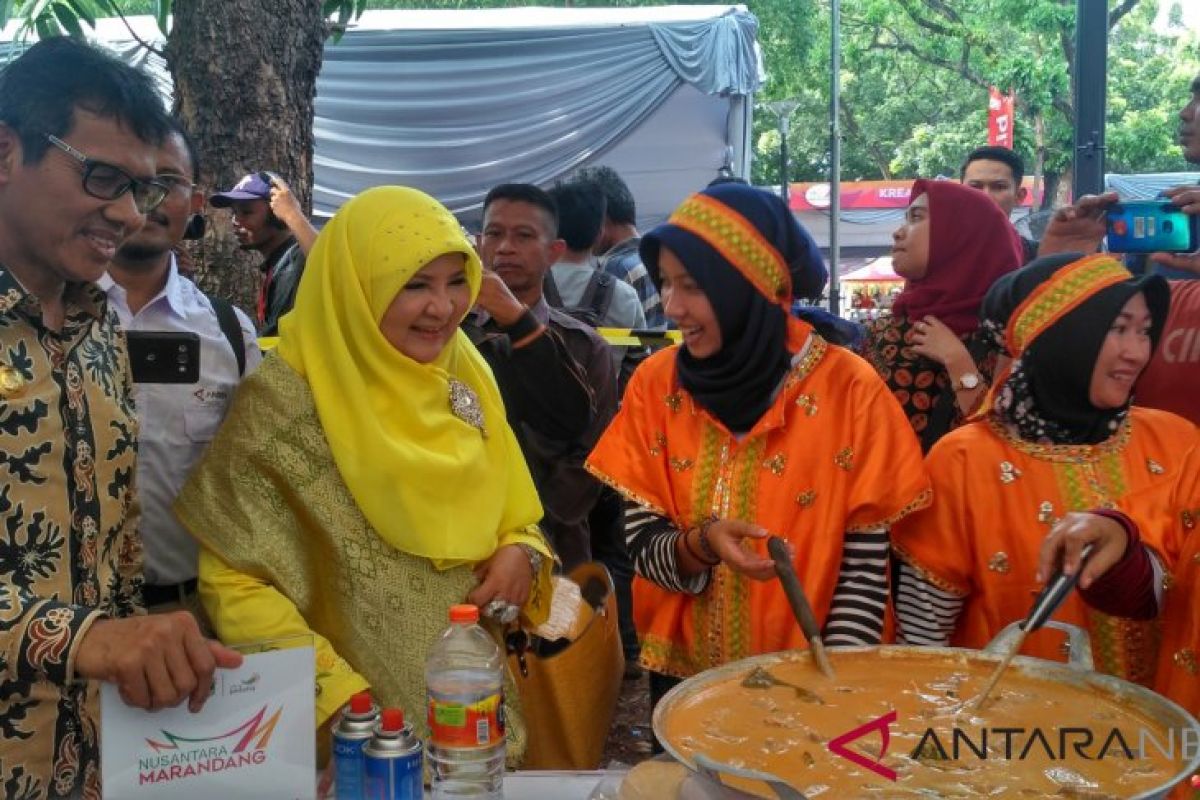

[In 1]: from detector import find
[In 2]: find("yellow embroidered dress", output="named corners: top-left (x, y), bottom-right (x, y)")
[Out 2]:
top-left (174, 188), bottom-right (551, 761)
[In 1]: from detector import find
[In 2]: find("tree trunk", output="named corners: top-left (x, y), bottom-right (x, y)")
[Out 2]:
top-left (165, 0), bottom-right (325, 312)
top-left (1043, 171), bottom-right (1063, 209)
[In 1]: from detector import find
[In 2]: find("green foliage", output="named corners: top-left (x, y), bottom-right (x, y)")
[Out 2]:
top-left (755, 0), bottom-right (1198, 186)
top-left (3, 0), bottom-right (366, 38)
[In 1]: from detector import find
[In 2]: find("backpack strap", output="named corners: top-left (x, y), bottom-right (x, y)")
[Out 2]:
top-left (542, 271), bottom-right (564, 309)
top-left (208, 295), bottom-right (246, 377)
top-left (579, 270), bottom-right (616, 326)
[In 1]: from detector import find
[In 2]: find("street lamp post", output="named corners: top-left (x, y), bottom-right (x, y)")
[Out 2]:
top-left (829, 0), bottom-right (842, 317)
top-left (764, 99), bottom-right (801, 207)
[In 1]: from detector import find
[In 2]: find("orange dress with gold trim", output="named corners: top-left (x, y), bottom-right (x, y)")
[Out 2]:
top-left (1123, 441), bottom-right (1200, 715)
top-left (892, 407), bottom-right (1196, 685)
top-left (586, 318), bottom-right (930, 678)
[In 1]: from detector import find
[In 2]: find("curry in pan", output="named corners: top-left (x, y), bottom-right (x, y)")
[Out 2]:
top-left (659, 650), bottom-right (1189, 798)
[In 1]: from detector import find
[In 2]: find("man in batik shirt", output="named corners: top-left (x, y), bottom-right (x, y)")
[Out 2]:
top-left (0, 38), bottom-right (241, 799)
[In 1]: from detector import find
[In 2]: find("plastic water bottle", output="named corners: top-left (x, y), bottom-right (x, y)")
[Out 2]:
top-left (426, 604), bottom-right (506, 799)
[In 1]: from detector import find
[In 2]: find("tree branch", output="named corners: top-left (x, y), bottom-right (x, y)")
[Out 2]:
top-left (920, 0), bottom-right (963, 26)
top-left (895, 0), bottom-right (959, 38)
top-left (99, 0), bottom-right (167, 59)
top-left (1108, 0), bottom-right (1141, 29)
top-left (867, 37), bottom-right (991, 94)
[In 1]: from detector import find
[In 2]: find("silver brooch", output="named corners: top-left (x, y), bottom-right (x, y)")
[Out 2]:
top-left (448, 378), bottom-right (487, 437)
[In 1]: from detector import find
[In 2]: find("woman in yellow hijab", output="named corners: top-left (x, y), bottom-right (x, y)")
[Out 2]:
top-left (174, 186), bottom-right (552, 763)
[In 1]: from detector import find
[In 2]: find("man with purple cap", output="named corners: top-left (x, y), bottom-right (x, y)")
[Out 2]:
top-left (210, 171), bottom-right (315, 335)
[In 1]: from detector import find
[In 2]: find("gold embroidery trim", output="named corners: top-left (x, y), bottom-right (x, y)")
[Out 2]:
top-left (1007, 255), bottom-right (1131, 355)
top-left (892, 541), bottom-right (970, 597)
top-left (987, 414), bottom-right (1131, 463)
top-left (668, 193), bottom-right (791, 305)
top-left (584, 463), bottom-right (670, 519)
top-left (846, 488), bottom-right (933, 533)
top-left (788, 335), bottom-right (828, 389)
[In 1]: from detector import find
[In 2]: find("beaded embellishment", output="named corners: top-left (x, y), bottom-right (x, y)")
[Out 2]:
top-left (448, 378), bottom-right (486, 437)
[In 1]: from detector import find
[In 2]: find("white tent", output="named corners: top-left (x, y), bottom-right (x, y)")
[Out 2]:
top-left (3, 6), bottom-right (762, 229)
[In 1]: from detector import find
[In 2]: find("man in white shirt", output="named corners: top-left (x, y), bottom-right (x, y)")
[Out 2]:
top-left (101, 121), bottom-right (260, 623)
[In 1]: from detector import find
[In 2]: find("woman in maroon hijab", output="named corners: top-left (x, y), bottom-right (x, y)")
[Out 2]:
top-left (860, 179), bottom-right (1023, 451)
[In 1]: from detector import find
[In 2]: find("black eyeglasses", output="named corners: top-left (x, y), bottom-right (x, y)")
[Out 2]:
top-left (155, 175), bottom-right (197, 196)
top-left (44, 133), bottom-right (169, 213)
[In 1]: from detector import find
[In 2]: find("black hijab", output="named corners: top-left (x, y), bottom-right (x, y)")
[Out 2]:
top-left (641, 183), bottom-right (826, 433)
top-left (982, 255), bottom-right (1170, 445)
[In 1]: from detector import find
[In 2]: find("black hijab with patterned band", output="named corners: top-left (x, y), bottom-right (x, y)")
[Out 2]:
top-left (640, 183), bottom-right (827, 434)
top-left (980, 253), bottom-right (1170, 445)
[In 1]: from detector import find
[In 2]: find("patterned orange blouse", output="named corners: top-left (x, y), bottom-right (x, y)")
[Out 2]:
top-left (1126, 442), bottom-right (1200, 715)
top-left (586, 318), bottom-right (930, 678)
top-left (892, 407), bottom-right (1197, 685)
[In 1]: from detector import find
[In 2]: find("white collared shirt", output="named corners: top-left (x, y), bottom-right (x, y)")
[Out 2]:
top-left (99, 257), bottom-right (261, 585)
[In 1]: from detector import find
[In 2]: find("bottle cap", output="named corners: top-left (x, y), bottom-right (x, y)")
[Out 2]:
top-left (348, 690), bottom-right (373, 715)
top-left (380, 708), bottom-right (404, 732)
top-left (449, 604), bottom-right (480, 623)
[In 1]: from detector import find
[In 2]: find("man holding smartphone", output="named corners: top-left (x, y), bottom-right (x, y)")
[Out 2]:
top-left (0, 39), bottom-right (242, 799)
top-left (101, 120), bottom-right (261, 629)
top-left (209, 170), bottom-right (318, 335)
top-left (1036, 71), bottom-right (1200, 425)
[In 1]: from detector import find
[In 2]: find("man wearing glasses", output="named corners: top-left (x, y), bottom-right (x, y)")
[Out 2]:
top-left (0, 38), bottom-right (242, 798)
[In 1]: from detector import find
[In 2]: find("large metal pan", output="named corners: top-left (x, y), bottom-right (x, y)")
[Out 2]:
top-left (652, 622), bottom-right (1200, 800)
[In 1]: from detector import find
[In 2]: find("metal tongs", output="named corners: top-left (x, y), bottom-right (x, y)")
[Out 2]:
top-left (972, 544), bottom-right (1094, 710)
top-left (767, 537), bottom-right (835, 679)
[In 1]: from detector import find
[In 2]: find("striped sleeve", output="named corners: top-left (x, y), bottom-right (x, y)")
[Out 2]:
top-left (894, 558), bottom-right (968, 646)
top-left (624, 501), bottom-right (710, 595)
top-left (822, 529), bottom-right (891, 647)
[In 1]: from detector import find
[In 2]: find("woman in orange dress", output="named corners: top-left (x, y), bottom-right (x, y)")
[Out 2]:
top-left (585, 183), bottom-right (930, 710)
top-left (892, 253), bottom-right (1194, 685)
top-left (1036, 444), bottom-right (1200, 719)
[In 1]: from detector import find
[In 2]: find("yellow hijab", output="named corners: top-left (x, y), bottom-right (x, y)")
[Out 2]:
top-left (276, 186), bottom-right (543, 567)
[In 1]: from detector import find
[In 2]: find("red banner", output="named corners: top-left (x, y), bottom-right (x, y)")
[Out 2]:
top-left (988, 87), bottom-right (1015, 148)
top-left (787, 179), bottom-right (1039, 212)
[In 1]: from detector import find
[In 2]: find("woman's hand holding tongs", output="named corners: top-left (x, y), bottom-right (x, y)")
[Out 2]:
top-left (1037, 511), bottom-right (1130, 589)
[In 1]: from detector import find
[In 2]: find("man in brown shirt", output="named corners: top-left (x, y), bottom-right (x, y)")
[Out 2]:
top-left (0, 38), bottom-right (240, 799)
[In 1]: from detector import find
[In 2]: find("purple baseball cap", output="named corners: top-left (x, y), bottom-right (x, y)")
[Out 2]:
top-left (209, 173), bottom-right (272, 207)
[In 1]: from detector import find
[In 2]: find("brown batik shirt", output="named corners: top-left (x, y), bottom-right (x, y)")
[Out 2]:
top-left (0, 266), bottom-right (142, 800)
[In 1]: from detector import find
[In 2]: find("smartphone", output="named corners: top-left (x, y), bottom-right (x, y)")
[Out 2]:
top-left (1105, 201), bottom-right (1198, 254)
top-left (126, 331), bottom-right (201, 384)
top-left (258, 171), bottom-right (280, 188)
